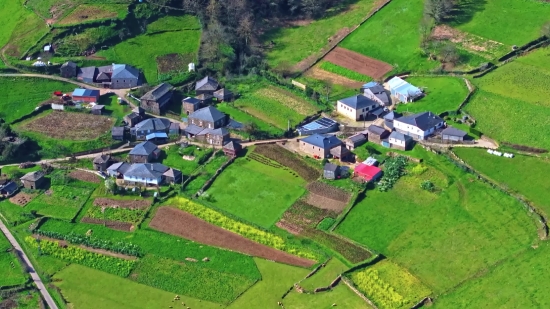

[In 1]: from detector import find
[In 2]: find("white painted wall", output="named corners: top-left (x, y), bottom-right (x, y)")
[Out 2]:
top-left (389, 137), bottom-right (405, 146)
top-left (51, 103), bottom-right (65, 111)
top-left (123, 175), bottom-right (160, 185)
top-left (336, 101), bottom-right (376, 120)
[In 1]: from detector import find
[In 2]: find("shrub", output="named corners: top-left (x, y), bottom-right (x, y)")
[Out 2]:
top-left (378, 156), bottom-right (408, 192)
top-left (316, 217), bottom-right (336, 231)
top-left (420, 180), bottom-right (435, 192)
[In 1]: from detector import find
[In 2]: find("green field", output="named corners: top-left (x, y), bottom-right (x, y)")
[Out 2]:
top-left (146, 15), bottom-right (200, 31)
top-left (262, 0), bottom-right (376, 68)
top-left (454, 147), bottom-right (550, 217)
top-left (395, 76), bottom-right (469, 114)
top-left (284, 284), bottom-right (367, 308)
top-left (453, 0), bottom-right (550, 46)
top-left (319, 61), bottom-right (373, 82)
top-left (336, 148), bottom-right (537, 293)
top-left (159, 145), bottom-right (211, 175)
top-left (97, 94), bottom-right (132, 123)
top-left (56, 4), bottom-right (128, 26)
top-left (300, 258), bottom-right (348, 291)
top-left (205, 155), bottom-right (306, 228)
top-left (465, 48), bottom-right (550, 149)
top-left (26, 185), bottom-right (94, 220)
top-left (3, 1), bottom-right (48, 59)
top-left (0, 233), bottom-right (27, 287)
top-left (217, 103), bottom-right (285, 138)
top-left (0, 77), bottom-right (74, 123)
top-left (433, 243), bottom-right (550, 309)
top-left (340, 0), bottom-right (437, 72)
top-left (0, 199), bottom-right (36, 226)
top-left (53, 264), bottom-right (220, 309)
top-left (0, 0), bottom-right (32, 65)
top-left (97, 15), bottom-right (201, 82)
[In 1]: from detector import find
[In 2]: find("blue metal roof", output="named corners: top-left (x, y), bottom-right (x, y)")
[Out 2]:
top-left (301, 117), bottom-right (338, 131)
top-left (146, 132), bottom-right (168, 140)
top-left (73, 88), bottom-right (99, 97)
top-left (301, 134), bottom-right (342, 150)
top-left (362, 81), bottom-right (378, 88)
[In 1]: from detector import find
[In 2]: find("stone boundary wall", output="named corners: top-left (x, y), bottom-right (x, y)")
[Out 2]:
top-left (196, 157), bottom-right (235, 196)
top-left (341, 276), bottom-right (379, 308)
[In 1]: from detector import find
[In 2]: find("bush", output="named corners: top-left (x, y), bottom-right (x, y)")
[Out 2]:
top-left (316, 217), bottom-right (336, 231)
top-left (378, 156), bottom-right (408, 192)
top-left (420, 180), bottom-right (435, 192)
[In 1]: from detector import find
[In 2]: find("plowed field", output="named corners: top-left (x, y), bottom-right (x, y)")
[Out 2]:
top-left (150, 207), bottom-right (316, 268)
top-left (69, 170), bottom-right (101, 183)
top-left (324, 47), bottom-right (393, 79)
top-left (20, 112), bottom-right (114, 140)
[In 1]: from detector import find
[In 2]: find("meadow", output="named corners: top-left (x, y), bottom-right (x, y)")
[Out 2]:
top-left (0, 77), bottom-right (74, 124)
top-left (395, 76), bottom-right (469, 114)
top-left (97, 93), bottom-right (132, 123)
top-left (465, 48), bottom-right (550, 149)
top-left (56, 4), bottom-right (128, 26)
top-left (54, 264), bottom-right (221, 309)
top-left (0, 233), bottom-right (27, 287)
top-left (300, 258), bottom-right (347, 290)
top-left (336, 148), bottom-right (537, 294)
top-left (205, 156), bottom-right (306, 228)
top-left (261, 0), bottom-right (377, 68)
top-left (217, 103), bottom-right (285, 138)
top-left (319, 61), bottom-right (372, 82)
top-left (3, 1), bottom-right (48, 59)
top-left (181, 151), bottom-right (227, 195)
top-left (159, 145), bottom-right (211, 175)
top-left (284, 284), bottom-right (367, 308)
top-left (340, 0), bottom-right (438, 72)
top-left (97, 15), bottom-right (201, 82)
top-left (25, 185), bottom-right (94, 220)
top-left (454, 147), bottom-right (550, 217)
top-left (453, 0), bottom-right (550, 46)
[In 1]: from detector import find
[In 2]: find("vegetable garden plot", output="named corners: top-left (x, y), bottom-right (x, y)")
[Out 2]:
top-left (26, 185), bottom-right (94, 220)
top-left (68, 170), bottom-right (101, 183)
top-left (19, 111), bottom-right (115, 140)
top-left (254, 144), bottom-right (320, 182)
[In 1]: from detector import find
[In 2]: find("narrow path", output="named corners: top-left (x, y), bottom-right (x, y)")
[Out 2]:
top-left (0, 219), bottom-right (59, 309)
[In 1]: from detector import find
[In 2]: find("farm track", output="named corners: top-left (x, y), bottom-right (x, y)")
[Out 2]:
top-left (150, 207), bottom-right (316, 268)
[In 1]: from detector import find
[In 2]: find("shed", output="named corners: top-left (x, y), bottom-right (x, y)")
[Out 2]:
top-left (223, 140), bottom-right (242, 158)
top-left (196, 93), bottom-right (214, 106)
top-left (93, 154), bottom-right (113, 171)
top-left (20, 171), bottom-right (46, 189)
top-left (146, 132), bottom-right (169, 143)
top-left (195, 76), bottom-right (219, 95)
top-left (387, 77), bottom-right (423, 103)
top-left (323, 163), bottom-right (340, 180)
top-left (388, 131), bottom-right (413, 150)
top-left (124, 112), bottom-right (142, 127)
top-left (91, 104), bottom-right (105, 115)
top-left (213, 88), bottom-right (234, 101)
top-left (442, 127), bottom-right (467, 142)
top-left (163, 168), bottom-right (182, 184)
top-left (112, 126), bottom-right (125, 140)
top-left (72, 88), bottom-right (100, 103)
top-left (354, 164), bottom-right (382, 182)
top-left (367, 125), bottom-right (390, 143)
top-left (330, 145), bottom-right (351, 162)
top-left (346, 133), bottom-right (367, 150)
top-left (60, 61), bottom-right (77, 78)
top-left (169, 122), bottom-right (180, 135)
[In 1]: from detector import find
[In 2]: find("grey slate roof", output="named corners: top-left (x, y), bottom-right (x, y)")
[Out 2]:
top-left (330, 145), bottom-right (350, 157)
top-left (367, 125), bottom-right (387, 136)
top-left (182, 97), bottom-right (201, 105)
top-left (112, 126), bottom-right (124, 136)
top-left (196, 93), bottom-right (213, 100)
top-left (140, 83), bottom-right (172, 102)
top-left (442, 127), bottom-right (467, 137)
top-left (93, 154), bottom-right (111, 164)
top-left (348, 133), bottom-right (367, 143)
top-left (389, 131), bottom-right (412, 142)
top-left (107, 162), bottom-right (131, 174)
top-left (96, 71), bottom-right (110, 81)
top-left (223, 140), bottom-right (241, 151)
top-left (129, 141), bottom-right (159, 156)
top-left (189, 106), bottom-right (225, 123)
top-left (77, 67), bottom-right (96, 80)
top-left (338, 95), bottom-right (379, 110)
top-left (124, 163), bottom-right (169, 179)
top-left (213, 88), bottom-right (233, 99)
top-left (396, 112), bottom-right (444, 131)
top-left (61, 61), bottom-right (77, 69)
top-left (20, 171), bottom-right (45, 181)
top-left (135, 118), bottom-right (171, 132)
top-left (112, 64), bottom-right (139, 79)
top-left (208, 128), bottom-right (228, 136)
top-left (91, 105), bottom-right (105, 110)
top-left (324, 162), bottom-right (339, 172)
top-left (163, 168), bottom-right (182, 178)
top-left (383, 111), bottom-right (401, 121)
top-left (184, 124), bottom-right (204, 135)
top-left (1, 182), bottom-right (18, 195)
top-left (368, 84), bottom-right (386, 94)
top-left (126, 113), bottom-right (141, 121)
top-left (195, 76), bottom-right (219, 91)
top-left (301, 134), bottom-right (342, 150)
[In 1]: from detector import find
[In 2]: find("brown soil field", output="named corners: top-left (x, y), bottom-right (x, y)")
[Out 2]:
top-left (306, 182), bottom-right (351, 202)
top-left (57, 4), bottom-right (120, 25)
top-left (150, 207), bottom-right (316, 268)
top-left (276, 219), bottom-right (303, 235)
top-left (156, 53), bottom-right (194, 73)
top-left (69, 170), bottom-right (101, 183)
top-left (324, 47), bottom-right (393, 79)
top-left (305, 192), bottom-right (348, 212)
top-left (93, 198), bottom-right (151, 210)
top-left (80, 217), bottom-right (134, 231)
top-left (20, 111), bottom-right (114, 140)
top-left (304, 67), bottom-right (363, 88)
top-left (10, 192), bottom-right (37, 206)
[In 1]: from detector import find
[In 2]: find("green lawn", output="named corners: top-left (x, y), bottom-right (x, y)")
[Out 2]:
top-left (0, 199), bottom-right (36, 226)
top-left (433, 243), bottom-right (550, 309)
top-left (319, 61), bottom-right (373, 82)
top-left (3, 1), bottom-right (48, 58)
top-left (300, 258), bottom-right (348, 291)
top-left (97, 15), bottom-right (200, 83)
top-left (261, 0), bottom-right (376, 68)
top-left (56, 4), bottom-right (128, 26)
top-left (97, 93), bottom-right (132, 124)
top-left (395, 76), bottom-right (469, 114)
top-left (340, 0), bottom-right (438, 72)
top-left (53, 264), bottom-right (221, 309)
top-left (0, 77), bottom-right (74, 123)
top-left (284, 284), bottom-right (367, 308)
top-left (0, 0), bottom-right (28, 55)
top-left (26, 185), bottom-right (94, 220)
top-left (146, 15), bottom-right (200, 31)
top-left (158, 145), bottom-right (210, 175)
top-left (336, 148), bottom-right (537, 294)
top-left (0, 233), bottom-right (27, 287)
top-left (206, 156), bottom-right (306, 228)
top-left (217, 103), bottom-right (284, 138)
top-left (227, 258), bottom-right (310, 309)
top-left (453, 0), bottom-right (550, 46)
top-left (454, 147), bottom-right (550, 217)
top-left (465, 48), bottom-right (550, 149)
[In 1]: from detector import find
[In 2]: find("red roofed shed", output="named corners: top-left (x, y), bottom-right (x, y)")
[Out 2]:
top-left (354, 164), bottom-right (382, 182)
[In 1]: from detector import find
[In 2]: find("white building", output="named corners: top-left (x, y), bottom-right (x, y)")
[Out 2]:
top-left (393, 111), bottom-right (444, 140)
top-left (336, 94), bottom-right (379, 121)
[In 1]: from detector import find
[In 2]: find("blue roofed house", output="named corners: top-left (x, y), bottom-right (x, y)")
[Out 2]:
top-left (299, 133), bottom-right (344, 159)
top-left (131, 118), bottom-right (172, 141)
top-left (129, 141), bottom-right (161, 163)
top-left (394, 111), bottom-right (444, 140)
top-left (139, 83), bottom-right (173, 115)
top-left (387, 77), bottom-right (423, 103)
top-left (336, 94), bottom-right (380, 120)
top-left (72, 88), bottom-right (100, 102)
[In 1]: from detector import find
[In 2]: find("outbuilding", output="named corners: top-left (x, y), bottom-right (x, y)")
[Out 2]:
top-left (91, 105), bottom-right (105, 115)
top-left (387, 77), bottom-right (423, 103)
top-left (367, 125), bottom-right (390, 143)
top-left (213, 88), bottom-right (234, 102)
top-left (72, 88), bottom-right (100, 103)
top-left (223, 140), bottom-right (242, 158)
top-left (323, 163), bottom-right (340, 180)
top-left (441, 127), bottom-right (468, 142)
top-left (345, 133), bottom-right (367, 150)
top-left (388, 131), bottom-right (413, 150)
top-left (354, 164), bottom-right (382, 182)
top-left (20, 171), bottom-right (46, 189)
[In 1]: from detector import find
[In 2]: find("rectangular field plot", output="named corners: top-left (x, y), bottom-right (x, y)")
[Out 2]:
top-left (26, 185), bottom-right (93, 220)
top-left (324, 47), bottom-right (391, 80)
top-left (205, 156), bottom-right (306, 228)
top-left (56, 4), bottom-right (128, 25)
top-left (349, 260), bottom-right (431, 309)
top-left (0, 233), bottom-right (27, 287)
top-left (300, 258), bottom-right (348, 291)
top-left (54, 264), bottom-right (221, 309)
top-left (336, 149), bottom-right (537, 293)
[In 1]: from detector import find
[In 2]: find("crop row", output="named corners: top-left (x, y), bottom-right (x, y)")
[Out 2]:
top-left (350, 268), bottom-right (405, 309)
top-left (85, 206), bottom-right (146, 224)
top-left (319, 61), bottom-right (372, 82)
top-left (257, 86), bottom-right (319, 116)
top-left (25, 237), bottom-right (135, 277)
top-left (307, 181), bottom-right (351, 202)
top-left (254, 144), bottom-right (320, 181)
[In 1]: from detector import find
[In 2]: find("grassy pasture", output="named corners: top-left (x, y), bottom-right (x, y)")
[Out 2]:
top-left (0, 77), bottom-right (74, 123)
top-left (336, 148), bottom-right (537, 293)
top-left (319, 61), bottom-right (372, 82)
top-left (0, 233), bottom-right (27, 287)
top-left (0, 199), bottom-right (35, 226)
top-left (217, 103), bottom-right (284, 137)
top-left (159, 145), bottom-right (211, 175)
top-left (284, 284), bottom-right (367, 308)
top-left (454, 147), bottom-right (550, 217)
top-left (0, 0), bottom-right (31, 64)
top-left (97, 15), bottom-right (200, 82)
top-left (205, 155), bottom-right (306, 228)
top-left (4, 3), bottom-right (48, 58)
top-left (26, 185), bottom-right (94, 220)
top-left (147, 15), bottom-right (200, 31)
top-left (453, 0), bottom-right (550, 46)
top-left (53, 264), bottom-right (220, 309)
top-left (56, 4), bottom-right (128, 25)
top-left (395, 76), bottom-right (469, 114)
top-left (300, 258), bottom-right (348, 290)
top-left (261, 0), bottom-right (376, 68)
top-left (97, 93), bottom-right (132, 123)
top-left (340, 0), bottom-right (438, 72)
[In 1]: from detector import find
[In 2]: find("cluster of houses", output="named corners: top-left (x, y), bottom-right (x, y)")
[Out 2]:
top-left (0, 170), bottom-right (48, 198)
top-left (60, 62), bottom-right (141, 89)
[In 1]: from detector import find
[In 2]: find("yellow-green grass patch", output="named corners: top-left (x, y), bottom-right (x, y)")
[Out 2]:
top-left (56, 4), bottom-right (128, 25)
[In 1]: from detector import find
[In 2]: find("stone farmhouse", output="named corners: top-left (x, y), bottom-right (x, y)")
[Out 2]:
top-left (131, 118), bottom-right (173, 141)
top-left (139, 83), bottom-right (173, 115)
top-left (107, 162), bottom-right (181, 186)
top-left (128, 141), bottom-right (161, 163)
top-left (20, 171), bottom-right (46, 189)
top-left (336, 94), bottom-right (379, 121)
top-left (184, 106), bottom-right (230, 145)
top-left (70, 63), bottom-right (141, 89)
top-left (394, 112), bottom-right (444, 140)
top-left (299, 133), bottom-right (348, 160)
top-left (195, 76), bottom-right (219, 95)
top-left (60, 61), bottom-right (77, 78)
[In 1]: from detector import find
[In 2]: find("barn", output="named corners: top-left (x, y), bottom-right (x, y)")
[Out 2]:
top-left (442, 127), bottom-right (467, 142)
top-left (354, 164), bottom-right (382, 182)
top-left (72, 88), bottom-right (100, 103)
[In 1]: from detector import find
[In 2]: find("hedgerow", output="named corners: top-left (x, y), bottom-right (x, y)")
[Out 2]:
top-left (25, 237), bottom-right (135, 277)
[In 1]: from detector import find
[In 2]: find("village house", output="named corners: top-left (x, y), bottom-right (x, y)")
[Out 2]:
top-left (361, 82), bottom-right (391, 106)
top-left (196, 93), bottom-right (214, 106)
top-left (197, 128), bottom-right (230, 145)
top-left (367, 125), bottom-right (390, 143)
top-left (297, 117), bottom-right (339, 136)
top-left (441, 127), bottom-right (468, 142)
top-left (354, 164), bottom-right (382, 182)
top-left (195, 76), bottom-right (219, 95)
top-left (124, 112), bottom-right (142, 127)
top-left (72, 88), bottom-right (100, 103)
top-left (93, 154), bottom-right (114, 171)
top-left (163, 168), bottom-right (182, 184)
top-left (387, 77), bottom-right (423, 103)
top-left (394, 111), bottom-right (444, 140)
top-left (112, 126), bottom-right (125, 140)
top-left (387, 131), bottom-right (413, 150)
top-left (128, 141), bottom-right (161, 163)
top-left (299, 134), bottom-right (343, 159)
top-left (0, 182), bottom-right (18, 198)
top-left (336, 94), bottom-right (379, 120)
top-left (345, 133), bottom-right (367, 150)
top-left (139, 83), bottom-right (173, 115)
top-left (223, 140), bottom-right (242, 158)
top-left (182, 97), bottom-right (202, 115)
top-left (383, 111), bottom-right (400, 131)
top-left (187, 106), bottom-right (227, 130)
top-left (131, 118), bottom-right (172, 141)
top-left (323, 163), bottom-right (340, 180)
top-left (20, 171), bottom-right (46, 189)
top-left (107, 162), bottom-right (130, 178)
top-left (77, 63), bottom-right (140, 89)
top-left (60, 61), bottom-right (77, 78)
top-left (213, 88), bottom-right (234, 102)
top-left (121, 163), bottom-right (181, 186)
top-left (330, 145), bottom-right (351, 162)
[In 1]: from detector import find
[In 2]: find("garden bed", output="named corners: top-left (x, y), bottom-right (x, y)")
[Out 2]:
top-left (305, 192), bottom-right (348, 212)
top-left (80, 217), bottom-right (134, 232)
top-left (19, 111), bottom-right (115, 140)
top-left (307, 182), bottom-right (351, 202)
top-left (69, 170), bottom-right (101, 183)
top-left (93, 198), bottom-right (151, 210)
top-left (324, 47), bottom-right (393, 79)
top-left (9, 192), bottom-right (37, 206)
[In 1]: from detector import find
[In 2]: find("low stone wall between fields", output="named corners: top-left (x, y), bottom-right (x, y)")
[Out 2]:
top-left (312, 275), bottom-right (341, 293)
top-left (411, 297), bottom-right (433, 309)
top-left (196, 157), bottom-right (235, 196)
top-left (341, 276), bottom-right (379, 309)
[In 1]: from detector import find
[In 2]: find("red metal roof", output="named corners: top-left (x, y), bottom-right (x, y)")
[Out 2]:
top-left (354, 164), bottom-right (382, 181)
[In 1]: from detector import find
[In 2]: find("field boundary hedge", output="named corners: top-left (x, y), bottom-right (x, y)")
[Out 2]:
top-left (9, 105), bottom-right (51, 125)
top-left (196, 157), bottom-right (235, 196)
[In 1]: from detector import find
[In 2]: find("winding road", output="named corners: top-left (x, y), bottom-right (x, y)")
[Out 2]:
top-left (0, 217), bottom-right (59, 309)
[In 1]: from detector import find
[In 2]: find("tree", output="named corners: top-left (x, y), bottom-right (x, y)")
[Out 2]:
top-left (320, 79), bottom-right (333, 102)
top-left (542, 21), bottom-right (550, 38)
top-left (439, 42), bottom-right (459, 65)
top-left (105, 178), bottom-right (116, 194)
top-left (424, 0), bottom-right (455, 23)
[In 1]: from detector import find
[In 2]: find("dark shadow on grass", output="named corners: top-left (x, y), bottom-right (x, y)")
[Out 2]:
top-left (446, 0), bottom-right (487, 26)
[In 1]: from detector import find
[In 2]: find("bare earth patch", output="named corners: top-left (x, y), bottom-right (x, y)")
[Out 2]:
top-left (307, 182), bottom-right (351, 202)
top-left (10, 192), bottom-right (37, 206)
top-left (69, 170), bottom-right (101, 183)
top-left (93, 198), bottom-right (151, 210)
top-left (304, 67), bottom-right (364, 88)
top-left (305, 192), bottom-right (348, 212)
top-left (324, 47), bottom-right (393, 79)
top-left (431, 25), bottom-right (509, 59)
top-left (80, 217), bottom-right (134, 231)
top-left (57, 4), bottom-right (121, 25)
top-left (20, 111), bottom-right (114, 140)
top-left (150, 207), bottom-right (316, 268)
